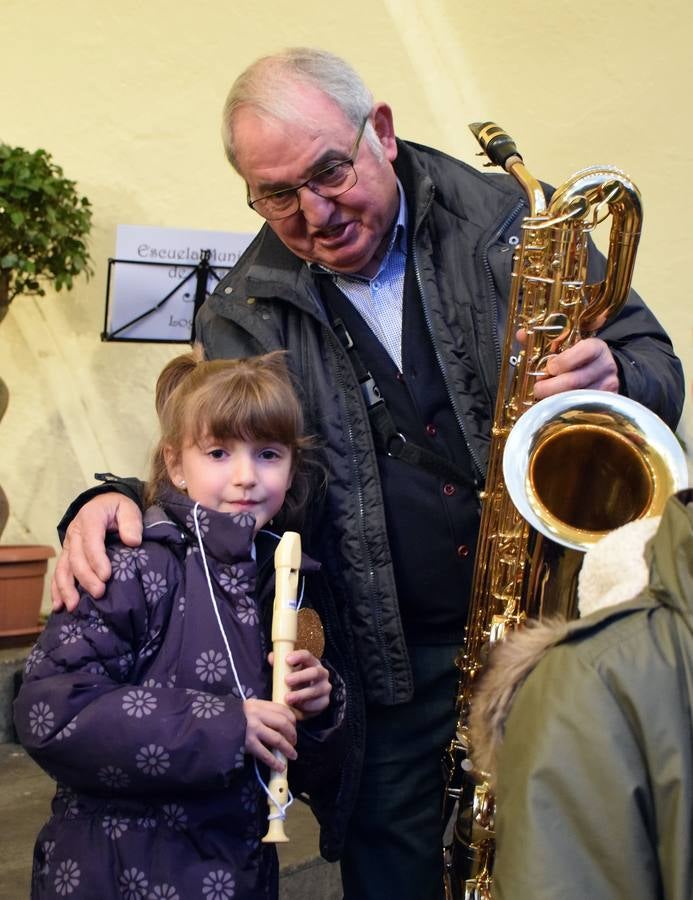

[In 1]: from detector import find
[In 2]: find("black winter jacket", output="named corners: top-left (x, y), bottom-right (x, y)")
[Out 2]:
top-left (196, 139), bottom-right (684, 707)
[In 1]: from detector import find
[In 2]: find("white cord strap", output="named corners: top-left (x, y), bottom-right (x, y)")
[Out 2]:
top-left (192, 503), bottom-right (294, 821)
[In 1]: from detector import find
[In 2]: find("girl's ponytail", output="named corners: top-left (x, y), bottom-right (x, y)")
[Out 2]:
top-left (155, 344), bottom-right (206, 417)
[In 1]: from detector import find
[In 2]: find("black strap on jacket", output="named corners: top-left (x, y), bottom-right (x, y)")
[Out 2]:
top-left (330, 317), bottom-right (477, 490)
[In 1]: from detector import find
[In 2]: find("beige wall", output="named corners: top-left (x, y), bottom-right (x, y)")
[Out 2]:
top-left (1, 0), bottom-right (691, 608)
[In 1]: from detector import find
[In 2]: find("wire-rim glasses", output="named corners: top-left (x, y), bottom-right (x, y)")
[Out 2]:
top-left (246, 117), bottom-right (368, 221)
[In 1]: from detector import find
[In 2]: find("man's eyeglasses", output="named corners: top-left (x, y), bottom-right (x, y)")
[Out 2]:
top-left (247, 117), bottom-right (368, 221)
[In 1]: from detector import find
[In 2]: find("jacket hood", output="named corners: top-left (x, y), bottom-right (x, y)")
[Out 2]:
top-left (470, 488), bottom-right (693, 785)
top-left (469, 616), bottom-right (570, 786)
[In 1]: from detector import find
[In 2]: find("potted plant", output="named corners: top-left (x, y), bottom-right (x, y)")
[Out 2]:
top-left (0, 143), bottom-right (93, 643)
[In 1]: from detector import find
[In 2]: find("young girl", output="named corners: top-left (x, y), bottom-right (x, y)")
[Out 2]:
top-left (15, 350), bottom-right (345, 900)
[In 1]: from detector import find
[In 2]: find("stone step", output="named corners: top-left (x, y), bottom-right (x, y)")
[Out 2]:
top-left (0, 640), bottom-right (342, 899)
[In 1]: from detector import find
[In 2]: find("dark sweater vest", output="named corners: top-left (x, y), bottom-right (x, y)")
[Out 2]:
top-left (317, 265), bottom-right (480, 644)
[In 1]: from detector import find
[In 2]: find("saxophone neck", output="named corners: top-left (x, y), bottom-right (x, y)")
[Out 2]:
top-left (469, 121), bottom-right (546, 216)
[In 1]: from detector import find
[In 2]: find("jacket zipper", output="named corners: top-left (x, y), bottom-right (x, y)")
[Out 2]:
top-left (412, 193), bottom-right (485, 485)
top-left (481, 199), bottom-right (525, 379)
top-left (326, 330), bottom-right (392, 696)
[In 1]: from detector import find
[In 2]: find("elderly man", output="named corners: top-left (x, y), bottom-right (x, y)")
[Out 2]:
top-left (52, 48), bottom-right (684, 900)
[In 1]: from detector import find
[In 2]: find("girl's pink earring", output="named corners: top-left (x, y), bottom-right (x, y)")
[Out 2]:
top-left (179, 480), bottom-right (187, 490)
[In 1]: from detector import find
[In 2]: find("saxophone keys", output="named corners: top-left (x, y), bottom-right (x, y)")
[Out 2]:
top-left (472, 783), bottom-right (495, 831)
top-left (488, 615), bottom-right (506, 645)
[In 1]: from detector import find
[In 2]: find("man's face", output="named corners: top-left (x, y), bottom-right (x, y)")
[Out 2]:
top-left (234, 85), bottom-right (399, 278)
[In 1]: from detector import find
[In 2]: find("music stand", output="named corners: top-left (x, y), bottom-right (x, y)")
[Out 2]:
top-left (102, 249), bottom-right (231, 344)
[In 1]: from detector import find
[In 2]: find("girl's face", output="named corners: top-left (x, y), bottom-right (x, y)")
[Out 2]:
top-left (166, 436), bottom-right (294, 534)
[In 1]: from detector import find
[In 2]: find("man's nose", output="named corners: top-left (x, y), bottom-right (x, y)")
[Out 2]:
top-left (296, 186), bottom-right (335, 226)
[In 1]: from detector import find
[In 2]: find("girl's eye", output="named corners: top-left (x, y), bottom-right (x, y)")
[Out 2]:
top-left (207, 448), bottom-right (227, 460)
top-left (258, 448), bottom-right (283, 461)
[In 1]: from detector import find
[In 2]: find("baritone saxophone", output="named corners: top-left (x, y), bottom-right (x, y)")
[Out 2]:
top-left (442, 122), bottom-right (687, 900)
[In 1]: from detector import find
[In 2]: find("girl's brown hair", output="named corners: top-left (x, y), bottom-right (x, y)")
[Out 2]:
top-left (147, 348), bottom-right (316, 525)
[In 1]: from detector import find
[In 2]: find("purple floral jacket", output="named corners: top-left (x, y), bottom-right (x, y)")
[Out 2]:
top-left (14, 489), bottom-right (345, 900)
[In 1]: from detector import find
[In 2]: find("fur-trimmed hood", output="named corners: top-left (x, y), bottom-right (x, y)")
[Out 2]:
top-left (469, 616), bottom-right (570, 786)
top-left (470, 490), bottom-right (693, 786)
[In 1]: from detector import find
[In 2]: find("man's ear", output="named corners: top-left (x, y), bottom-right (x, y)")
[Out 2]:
top-left (371, 102), bottom-right (397, 162)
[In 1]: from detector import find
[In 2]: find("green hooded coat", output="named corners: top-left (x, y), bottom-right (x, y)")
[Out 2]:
top-left (471, 489), bottom-right (693, 900)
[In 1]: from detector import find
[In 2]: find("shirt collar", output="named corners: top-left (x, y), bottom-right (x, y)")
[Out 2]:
top-left (308, 178), bottom-right (408, 281)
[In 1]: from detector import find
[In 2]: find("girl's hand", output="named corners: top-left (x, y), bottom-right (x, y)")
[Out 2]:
top-left (273, 649), bottom-right (332, 721)
top-left (243, 699), bottom-right (297, 771)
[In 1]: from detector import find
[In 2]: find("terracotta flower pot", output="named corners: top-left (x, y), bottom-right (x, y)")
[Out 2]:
top-left (0, 545), bottom-right (55, 646)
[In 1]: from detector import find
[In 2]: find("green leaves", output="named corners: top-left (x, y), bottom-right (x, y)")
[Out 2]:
top-left (0, 143), bottom-right (93, 304)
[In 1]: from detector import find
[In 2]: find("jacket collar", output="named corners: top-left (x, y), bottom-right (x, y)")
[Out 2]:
top-left (144, 487), bottom-right (255, 565)
top-left (244, 228), bottom-right (323, 314)
top-left (394, 138), bottom-right (526, 241)
top-left (144, 489), bottom-right (322, 575)
top-left (560, 488), bottom-right (693, 639)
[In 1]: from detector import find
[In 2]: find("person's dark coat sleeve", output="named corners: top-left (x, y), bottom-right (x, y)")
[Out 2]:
top-left (595, 285), bottom-right (684, 429)
top-left (57, 474), bottom-right (145, 542)
top-left (292, 662), bottom-right (347, 784)
top-left (584, 233), bottom-right (683, 428)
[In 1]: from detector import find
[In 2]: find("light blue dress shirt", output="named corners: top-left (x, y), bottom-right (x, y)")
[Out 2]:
top-left (311, 181), bottom-right (408, 371)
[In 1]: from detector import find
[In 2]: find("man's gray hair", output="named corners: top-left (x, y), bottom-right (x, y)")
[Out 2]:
top-left (221, 48), bottom-right (379, 172)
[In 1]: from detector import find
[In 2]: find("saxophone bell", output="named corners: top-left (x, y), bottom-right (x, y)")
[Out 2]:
top-left (503, 390), bottom-right (688, 551)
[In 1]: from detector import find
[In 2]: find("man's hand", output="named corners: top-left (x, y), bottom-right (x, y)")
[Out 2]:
top-left (51, 493), bottom-right (143, 612)
top-left (532, 337), bottom-right (619, 400)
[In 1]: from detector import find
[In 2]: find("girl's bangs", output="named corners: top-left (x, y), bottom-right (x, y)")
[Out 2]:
top-left (183, 377), bottom-right (300, 448)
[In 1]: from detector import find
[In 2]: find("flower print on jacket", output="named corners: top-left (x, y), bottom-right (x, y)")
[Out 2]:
top-left (142, 570), bottom-right (167, 605)
top-left (29, 701), bottom-right (54, 738)
top-left (122, 689), bottom-right (158, 718)
top-left (119, 868), bottom-right (148, 900)
top-left (54, 859), bottom-right (81, 896)
top-left (201, 868), bottom-right (235, 900)
top-left (195, 649), bottom-right (229, 684)
top-left (135, 744), bottom-right (171, 776)
top-left (219, 564), bottom-right (251, 596)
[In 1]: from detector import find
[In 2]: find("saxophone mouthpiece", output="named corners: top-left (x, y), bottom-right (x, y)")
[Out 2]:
top-left (469, 122), bottom-right (522, 171)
